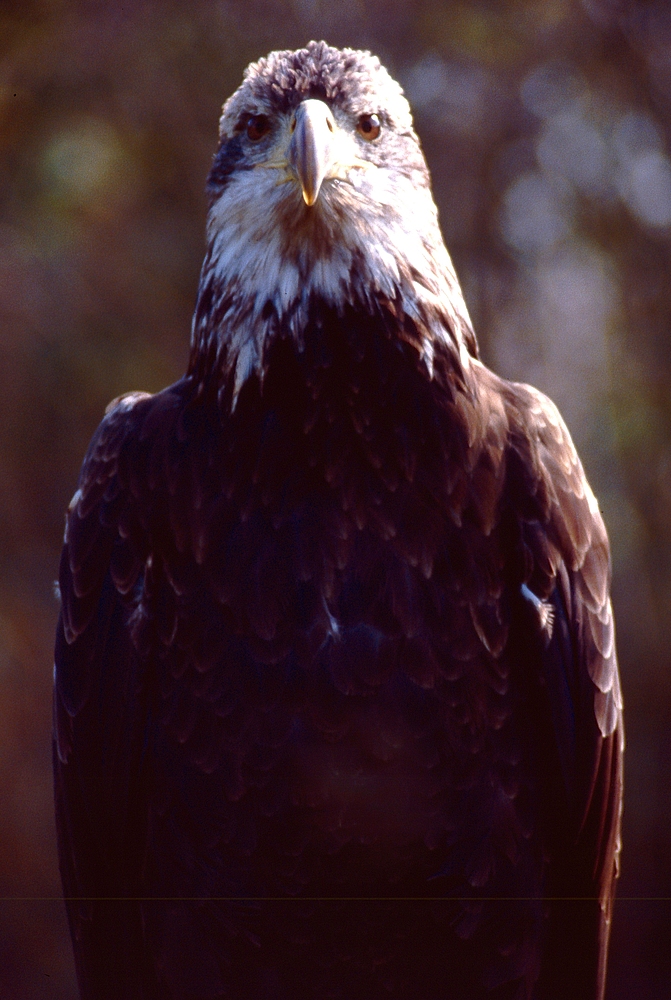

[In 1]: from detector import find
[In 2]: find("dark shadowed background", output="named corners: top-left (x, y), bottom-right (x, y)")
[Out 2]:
top-left (1, 0), bottom-right (670, 996)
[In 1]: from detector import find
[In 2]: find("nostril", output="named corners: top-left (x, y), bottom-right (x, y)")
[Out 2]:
top-left (326, 118), bottom-right (333, 133)
top-left (290, 118), bottom-right (296, 133)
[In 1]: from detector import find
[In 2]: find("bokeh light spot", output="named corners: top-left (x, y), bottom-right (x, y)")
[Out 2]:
top-left (501, 172), bottom-right (572, 253)
top-left (41, 119), bottom-right (133, 209)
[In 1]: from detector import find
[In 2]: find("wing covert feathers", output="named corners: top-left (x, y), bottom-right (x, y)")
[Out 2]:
top-left (504, 378), bottom-right (623, 1000)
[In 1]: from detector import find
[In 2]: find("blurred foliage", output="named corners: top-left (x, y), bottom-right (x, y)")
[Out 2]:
top-left (1, 0), bottom-right (670, 996)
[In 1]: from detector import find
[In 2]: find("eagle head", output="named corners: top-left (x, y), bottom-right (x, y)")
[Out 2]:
top-left (192, 41), bottom-right (476, 399)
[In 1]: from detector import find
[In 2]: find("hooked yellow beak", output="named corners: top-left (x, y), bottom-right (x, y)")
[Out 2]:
top-left (289, 99), bottom-right (336, 206)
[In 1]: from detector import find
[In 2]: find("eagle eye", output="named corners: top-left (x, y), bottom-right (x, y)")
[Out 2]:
top-left (357, 113), bottom-right (381, 141)
top-left (246, 114), bottom-right (271, 142)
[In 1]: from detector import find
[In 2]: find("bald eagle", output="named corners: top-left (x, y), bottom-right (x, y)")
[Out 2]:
top-left (54, 42), bottom-right (623, 1000)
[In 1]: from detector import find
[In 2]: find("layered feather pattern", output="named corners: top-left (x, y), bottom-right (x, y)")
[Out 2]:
top-left (55, 302), bottom-right (622, 1000)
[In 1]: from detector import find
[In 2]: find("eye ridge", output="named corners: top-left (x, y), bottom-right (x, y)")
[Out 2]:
top-left (357, 113), bottom-right (381, 141)
top-left (246, 114), bottom-right (271, 142)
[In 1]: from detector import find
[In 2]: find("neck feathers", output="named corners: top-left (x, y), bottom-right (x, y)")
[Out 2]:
top-left (189, 248), bottom-right (477, 408)
top-left (189, 168), bottom-right (478, 403)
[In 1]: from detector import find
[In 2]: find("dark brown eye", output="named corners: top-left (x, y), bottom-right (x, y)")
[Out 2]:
top-left (246, 114), bottom-right (271, 141)
top-left (357, 113), bottom-right (381, 141)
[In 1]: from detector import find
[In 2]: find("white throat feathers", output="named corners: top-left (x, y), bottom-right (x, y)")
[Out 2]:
top-left (189, 42), bottom-right (476, 405)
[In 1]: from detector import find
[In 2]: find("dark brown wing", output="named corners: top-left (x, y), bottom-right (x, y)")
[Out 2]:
top-left (54, 389), bottom-right (158, 999)
top-left (504, 378), bottom-right (624, 1000)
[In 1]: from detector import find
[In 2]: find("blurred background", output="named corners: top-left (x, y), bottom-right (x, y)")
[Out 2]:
top-left (1, 0), bottom-right (670, 995)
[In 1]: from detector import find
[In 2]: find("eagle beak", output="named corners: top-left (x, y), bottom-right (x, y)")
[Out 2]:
top-left (289, 99), bottom-right (336, 206)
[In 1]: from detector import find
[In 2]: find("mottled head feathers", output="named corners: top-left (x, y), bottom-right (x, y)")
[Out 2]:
top-left (219, 41), bottom-right (413, 136)
top-left (191, 41), bottom-right (476, 403)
